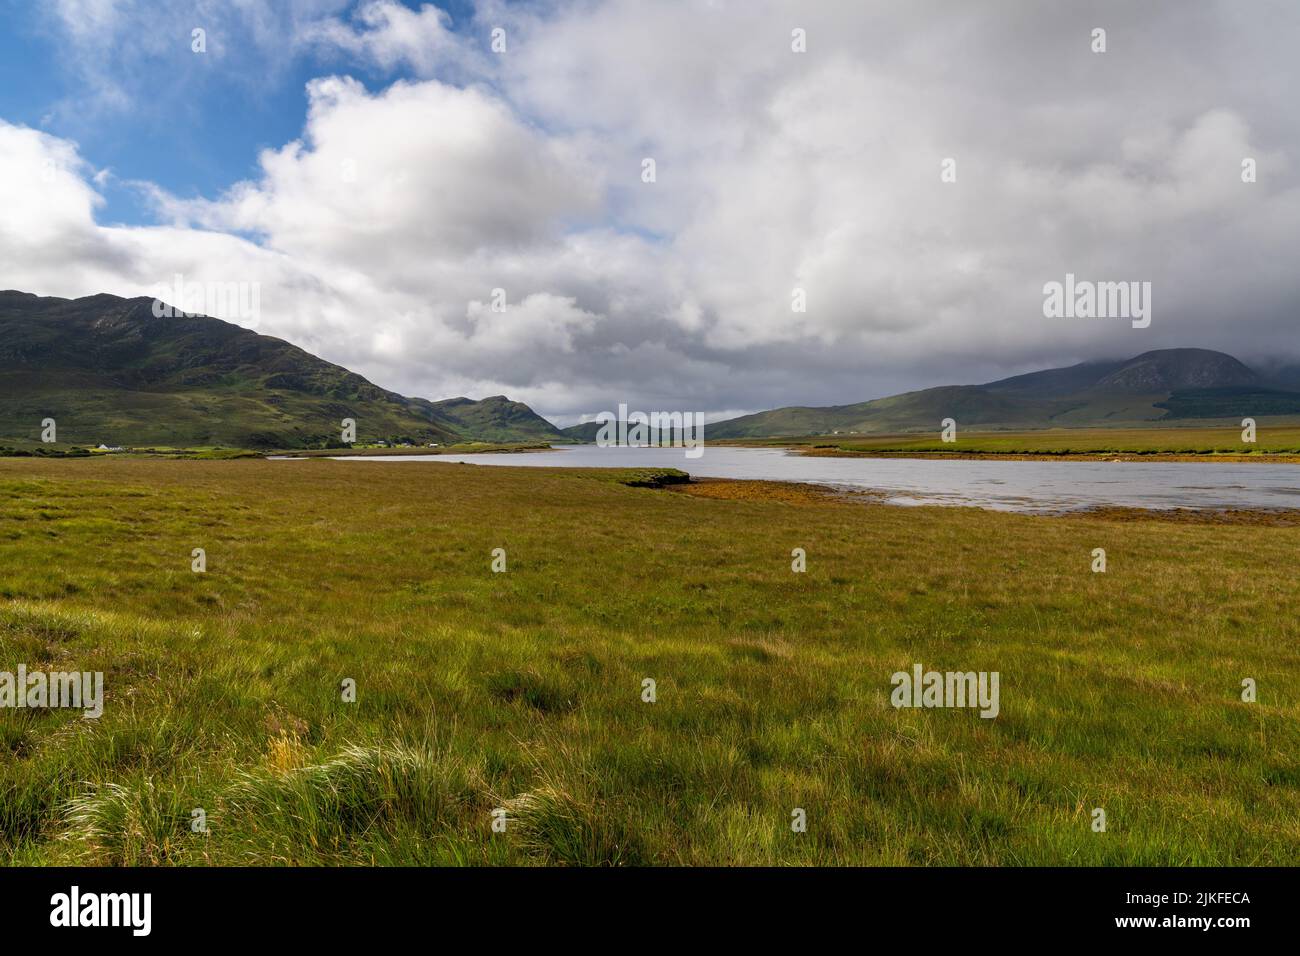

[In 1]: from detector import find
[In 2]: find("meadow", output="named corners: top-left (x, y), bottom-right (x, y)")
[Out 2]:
top-left (0, 456), bottom-right (1297, 865)
top-left (736, 422), bottom-right (1300, 459)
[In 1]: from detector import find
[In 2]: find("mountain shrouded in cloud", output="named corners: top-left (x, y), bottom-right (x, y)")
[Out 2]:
top-left (4, 288), bottom-right (1298, 447)
top-left (706, 348), bottom-right (1300, 438)
top-left (1, 1), bottom-right (1298, 426)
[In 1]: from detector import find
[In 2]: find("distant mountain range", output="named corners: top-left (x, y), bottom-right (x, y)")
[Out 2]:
top-left (4, 291), bottom-right (1298, 448)
top-left (0, 291), bottom-right (565, 448)
top-left (559, 420), bottom-right (608, 442)
top-left (706, 348), bottom-right (1300, 438)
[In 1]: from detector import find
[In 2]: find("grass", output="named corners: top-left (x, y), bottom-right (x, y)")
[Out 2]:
top-left (272, 441), bottom-right (555, 458)
top-left (0, 380), bottom-right (461, 450)
top-left (740, 422), bottom-right (1300, 458)
top-left (0, 456), bottom-right (1297, 865)
top-left (0, 442), bottom-right (263, 460)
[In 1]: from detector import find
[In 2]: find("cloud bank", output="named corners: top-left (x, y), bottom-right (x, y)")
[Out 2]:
top-left (3, 0), bottom-right (1298, 423)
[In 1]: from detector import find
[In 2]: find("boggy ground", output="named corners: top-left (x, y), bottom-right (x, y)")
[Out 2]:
top-left (0, 456), bottom-right (1296, 865)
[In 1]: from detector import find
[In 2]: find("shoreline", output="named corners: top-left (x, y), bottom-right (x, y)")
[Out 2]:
top-left (272, 442), bottom-right (559, 458)
top-left (670, 475), bottom-right (1300, 524)
top-left (426, 440), bottom-right (1300, 464)
top-left (787, 446), bottom-right (1300, 464)
top-left (271, 447), bottom-right (1300, 519)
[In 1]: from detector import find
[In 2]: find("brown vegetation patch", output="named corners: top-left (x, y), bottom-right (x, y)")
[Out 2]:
top-left (671, 478), bottom-right (872, 505)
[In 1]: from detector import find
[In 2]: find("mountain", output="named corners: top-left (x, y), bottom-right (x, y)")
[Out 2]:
top-left (559, 419), bottom-right (699, 443)
top-left (708, 348), bottom-right (1300, 439)
top-left (427, 395), bottom-right (565, 443)
top-left (560, 420), bottom-right (605, 442)
top-left (1252, 360), bottom-right (1300, 392)
top-left (707, 385), bottom-right (1083, 439)
top-left (0, 291), bottom-right (561, 448)
top-left (975, 359), bottom-right (1127, 397)
top-left (979, 349), bottom-right (1258, 396)
top-left (1087, 349), bottom-right (1256, 392)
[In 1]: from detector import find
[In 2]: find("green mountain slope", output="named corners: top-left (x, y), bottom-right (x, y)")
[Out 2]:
top-left (709, 348), bottom-right (1297, 439)
top-left (427, 395), bottom-right (565, 442)
top-left (0, 291), bottom-right (559, 448)
top-left (710, 385), bottom-right (1078, 438)
top-left (558, 419), bottom-right (698, 443)
top-left (560, 421), bottom-right (604, 442)
top-left (1154, 387), bottom-right (1300, 419)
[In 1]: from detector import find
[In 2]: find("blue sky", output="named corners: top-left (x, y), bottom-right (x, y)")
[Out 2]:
top-left (0, 0), bottom-right (483, 226)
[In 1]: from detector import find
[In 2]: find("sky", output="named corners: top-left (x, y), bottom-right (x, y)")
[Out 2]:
top-left (0, 0), bottom-right (1297, 426)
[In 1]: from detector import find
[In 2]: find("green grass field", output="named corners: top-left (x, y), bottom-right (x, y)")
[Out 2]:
top-left (745, 422), bottom-right (1300, 457)
top-left (0, 457), bottom-right (1297, 865)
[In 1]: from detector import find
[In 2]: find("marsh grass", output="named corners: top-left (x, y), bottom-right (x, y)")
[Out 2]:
top-left (785, 423), bottom-right (1300, 458)
top-left (0, 457), bottom-right (1297, 865)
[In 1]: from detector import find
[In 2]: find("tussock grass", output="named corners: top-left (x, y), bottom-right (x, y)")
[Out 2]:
top-left (0, 456), bottom-right (1297, 865)
top-left (787, 422), bottom-right (1300, 458)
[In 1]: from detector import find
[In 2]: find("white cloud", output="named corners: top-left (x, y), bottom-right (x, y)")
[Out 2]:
top-left (158, 75), bottom-right (603, 276)
top-left (295, 1), bottom-right (486, 80)
top-left (4, 0), bottom-right (1300, 422)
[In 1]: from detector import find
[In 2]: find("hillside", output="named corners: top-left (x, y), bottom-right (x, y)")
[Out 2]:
top-left (428, 395), bottom-right (565, 443)
top-left (559, 419), bottom-right (701, 443)
top-left (707, 348), bottom-right (1300, 439)
top-left (0, 291), bottom-right (562, 448)
top-left (560, 420), bottom-right (604, 442)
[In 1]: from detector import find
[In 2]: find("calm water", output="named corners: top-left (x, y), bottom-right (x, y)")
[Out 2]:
top-left (336, 445), bottom-right (1300, 514)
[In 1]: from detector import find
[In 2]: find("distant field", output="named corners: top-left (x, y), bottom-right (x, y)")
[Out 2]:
top-left (731, 422), bottom-right (1300, 458)
top-left (0, 457), bottom-right (1297, 865)
top-left (0, 440), bottom-right (554, 460)
top-left (273, 442), bottom-right (555, 458)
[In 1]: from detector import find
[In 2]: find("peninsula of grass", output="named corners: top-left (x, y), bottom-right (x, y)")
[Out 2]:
top-left (730, 423), bottom-right (1300, 461)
